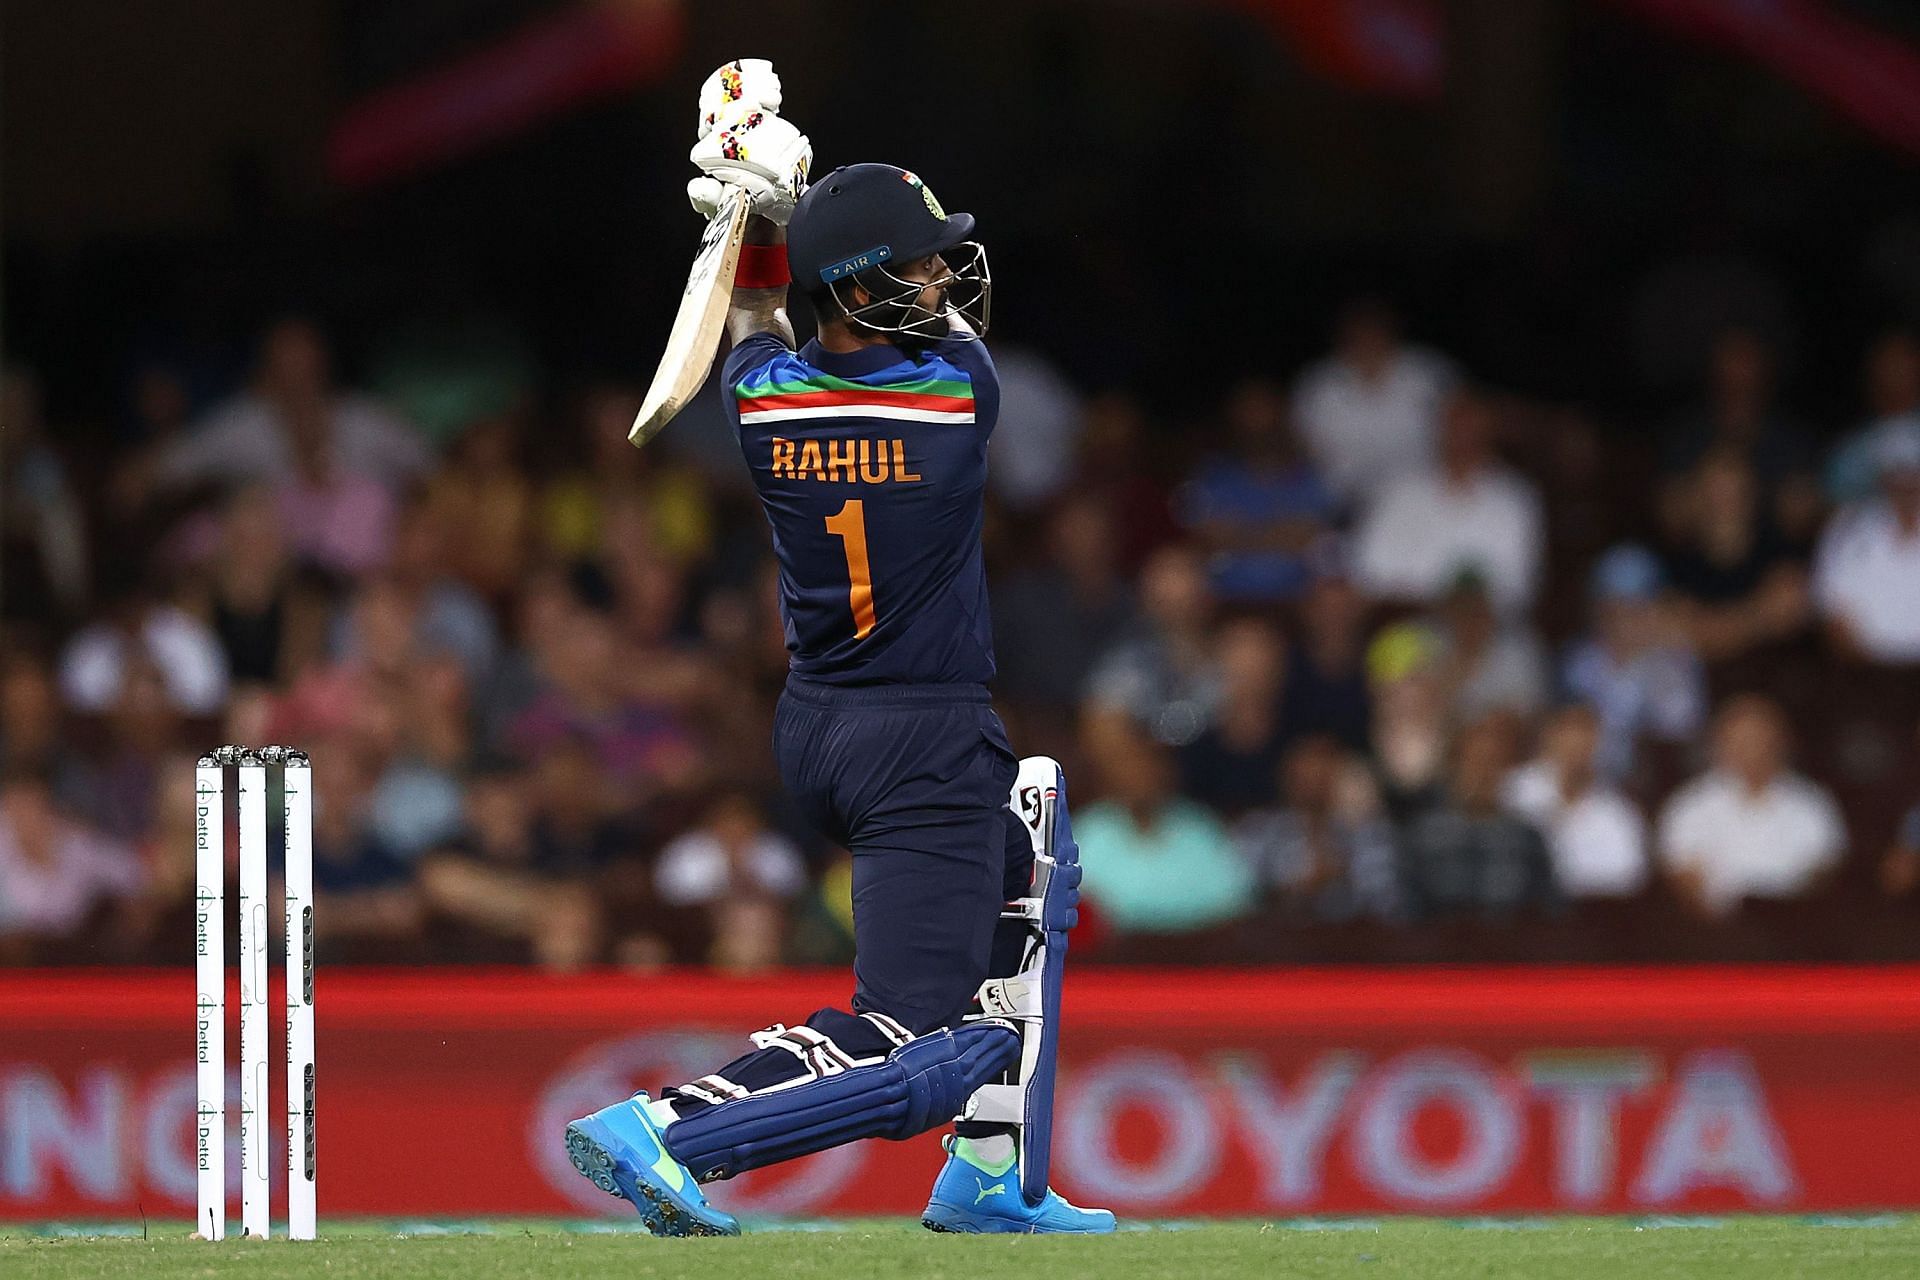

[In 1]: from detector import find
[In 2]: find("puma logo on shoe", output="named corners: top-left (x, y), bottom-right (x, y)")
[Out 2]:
top-left (974, 1177), bottom-right (1007, 1205)
top-left (628, 1102), bottom-right (686, 1192)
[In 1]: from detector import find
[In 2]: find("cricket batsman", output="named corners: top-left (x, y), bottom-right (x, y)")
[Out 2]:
top-left (563, 60), bottom-right (1114, 1237)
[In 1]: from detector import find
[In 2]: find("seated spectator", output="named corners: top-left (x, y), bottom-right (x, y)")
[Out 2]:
top-left (1529, 408), bottom-right (1629, 629)
top-left (1428, 569), bottom-right (1549, 724)
top-left (1233, 735), bottom-right (1400, 922)
top-left (1562, 546), bottom-right (1706, 780)
top-left (282, 587), bottom-right (471, 861)
top-left (1365, 628), bottom-right (1451, 819)
top-left (1076, 727), bottom-right (1255, 935)
top-left (594, 490), bottom-right (683, 618)
top-left (1083, 544), bottom-right (1221, 749)
top-left (1353, 387), bottom-right (1543, 616)
top-left (188, 486), bottom-right (331, 687)
top-left (69, 657), bottom-right (180, 844)
top-left (58, 577), bottom-right (229, 719)
top-left (655, 791), bottom-right (806, 908)
top-left (102, 364), bottom-right (192, 523)
top-left (1071, 391), bottom-right (1180, 574)
top-left (0, 768), bottom-right (146, 941)
top-left (1827, 329), bottom-right (1920, 506)
top-left (277, 577), bottom-right (426, 746)
top-left (476, 567), bottom-right (575, 748)
top-left (1175, 378), bottom-right (1335, 601)
top-left (119, 754), bottom-right (206, 961)
top-left (540, 384), bottom-right (715, 568)
top-left (707, 898), bottom-right (790, 974)
top-left (306, 747), bottom-right (425, 948)
top-left (1504, 704), bottom-right (1650, 898)
top-left (1279, 549), bottom-right (1373, 753)
top-left (427, 760), bottom-right (537, 869)
top-left (348, 673), bottom-right (466, 862)
top-left (685, 560), bottom-right (794, 779)
top-left (1178, 617), bottom-right (1289, 815)
top-left (500, 588), bottom-right (702, 792)
top-left (653, 791), bottom-right (806, 969)
top-left (418, 747), bottom-right (625, 969)
top-left (426, 416), bottom-right (533, 602)
top-left (1659, 326), bottom-right (1822, 545)
top-left (151, 317), bottom-right (430, 497)
top-left (593, 504), bottom-right (712, 717)
top-left (331, 502), bottom-right (499, 685)
top-left (985, 344), bottom-right (1085, 512)
top-left (0, 648), bottom-right (90, 808)
top-left (1661, 449), bottom-right (1810, 661)
top-left (1292, 297), bottom-right (1454, 502)
top-left (1814, 419), bottom-right (1920, 665)
top-left (274, 398), bottom-right (399, 578)
top-left (1399, 719), bottom-right (1559, 922)
top-left (1657, 695), bottom-right (1844, 918)
top-left (992, 493), bottom-right (1137, 713)
top-left (522, 734), bottom-right (643, 876)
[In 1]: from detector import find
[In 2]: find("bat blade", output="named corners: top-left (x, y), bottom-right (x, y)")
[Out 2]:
top-left (629, 188), bottom-right (752, 448)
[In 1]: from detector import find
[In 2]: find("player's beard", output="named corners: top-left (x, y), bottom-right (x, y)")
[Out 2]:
top-left (896, 289), bottom-right (953, 346)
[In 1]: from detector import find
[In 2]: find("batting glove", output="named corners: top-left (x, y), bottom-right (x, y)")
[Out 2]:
top-left (696, 59), bottom-right (783, 140)
top-left (689, 104), bottom-right (811, 225)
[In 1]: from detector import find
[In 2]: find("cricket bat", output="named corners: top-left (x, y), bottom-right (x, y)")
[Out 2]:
top-left (629, 186), bottom-right (752, 448)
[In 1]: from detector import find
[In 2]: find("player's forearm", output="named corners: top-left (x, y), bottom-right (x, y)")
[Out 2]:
top-left (728, 214), bottom-right (794, 347)
top-left (727, 288), bottom-right (792, 346)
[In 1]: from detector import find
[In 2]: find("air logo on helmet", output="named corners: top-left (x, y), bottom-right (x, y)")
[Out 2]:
top-left (820, 244), bottom-right (893, 283)
top-left (901, 171), bottom-right (946, 220)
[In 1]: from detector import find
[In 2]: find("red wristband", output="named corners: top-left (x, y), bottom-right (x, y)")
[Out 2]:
top-left (736, 243), bottom-right (790, 290)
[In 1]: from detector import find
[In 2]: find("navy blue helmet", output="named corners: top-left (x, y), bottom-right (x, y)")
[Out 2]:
top-left (786, 163), bottom-right (990, 340)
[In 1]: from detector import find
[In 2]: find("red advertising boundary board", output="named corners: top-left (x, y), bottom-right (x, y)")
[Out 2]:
top-left (3, 966), bottom-right (1919, 1220)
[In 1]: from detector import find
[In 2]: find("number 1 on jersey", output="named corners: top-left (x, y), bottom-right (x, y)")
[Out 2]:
top-left (825, 499), bottom-right (877, 640)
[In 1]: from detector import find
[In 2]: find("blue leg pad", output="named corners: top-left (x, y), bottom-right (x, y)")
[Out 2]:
top-left (663, 1021), bottom-right (1019, 1182)
top-left (965, 758), bottom-right (1081, 1207)
top-left (1021, 764), bottom-right (1079, 1204)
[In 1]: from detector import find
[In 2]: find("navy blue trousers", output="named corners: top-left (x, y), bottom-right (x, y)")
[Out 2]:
top-left (663, 678), bottom-right (1028, 1113)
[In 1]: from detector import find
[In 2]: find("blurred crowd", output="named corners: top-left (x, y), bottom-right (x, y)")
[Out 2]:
top-left (5, 300), bottom-right (1920, 970)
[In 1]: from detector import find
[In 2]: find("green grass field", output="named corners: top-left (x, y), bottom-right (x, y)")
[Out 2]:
top-left (6, 1217), bottom-right (1920, 1279)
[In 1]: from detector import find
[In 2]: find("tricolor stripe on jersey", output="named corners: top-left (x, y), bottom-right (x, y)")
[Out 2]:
top-left (736, 358), bottom-right (976, 425)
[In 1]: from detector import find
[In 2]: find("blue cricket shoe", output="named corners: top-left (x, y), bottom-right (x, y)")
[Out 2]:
top-left (922, 1135), bottom-right (1116, 1234)
top-left (564, 1093), bottom-right (740, 1237)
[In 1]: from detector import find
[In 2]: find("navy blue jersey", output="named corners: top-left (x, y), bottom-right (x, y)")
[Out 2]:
top-left (722, 333), bottom-right (1001, 686)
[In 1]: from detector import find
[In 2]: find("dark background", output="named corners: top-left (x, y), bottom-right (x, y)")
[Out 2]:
top-left (7, 0), bottom-right (1920, 970)
top-left (11, 0), bottom-right (1920, 425)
